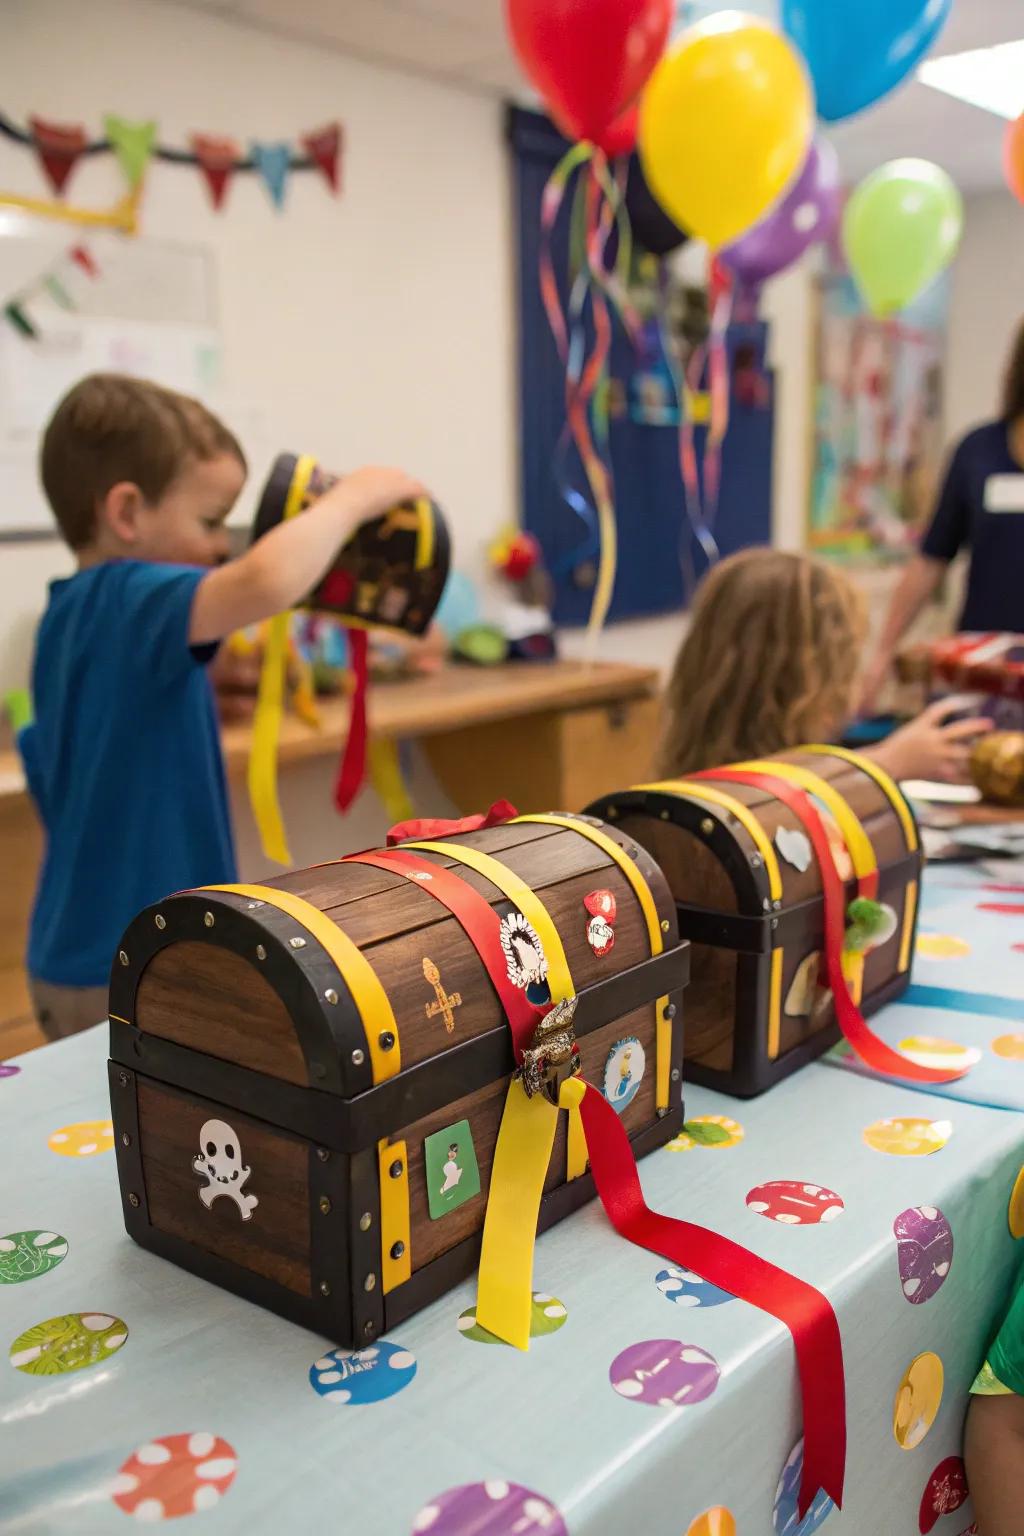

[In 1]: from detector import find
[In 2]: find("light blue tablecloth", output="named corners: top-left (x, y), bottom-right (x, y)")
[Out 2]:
top-left (3, 860), bottom-right (1024, 1536)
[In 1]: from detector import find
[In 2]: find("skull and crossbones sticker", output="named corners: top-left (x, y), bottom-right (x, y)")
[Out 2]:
top-left (192, 1119), bottom-right (259, 1222)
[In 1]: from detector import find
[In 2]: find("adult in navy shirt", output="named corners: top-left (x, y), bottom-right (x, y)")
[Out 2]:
top-left (862, 323), bottom-right (1024, 708)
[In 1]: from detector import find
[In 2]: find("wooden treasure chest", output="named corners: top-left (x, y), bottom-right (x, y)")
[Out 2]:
top-left (252, 452), bottom-right (450, 636)
top-left (587, 746), bottom-right (923, 1098)
top-left (107, 812), bottom-right (687, 1345)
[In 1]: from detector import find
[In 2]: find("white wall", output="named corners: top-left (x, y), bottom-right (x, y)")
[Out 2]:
top-left (946, 190), bottom-right (1024, 442)
top-left (0, 0), bottom-right (516, 694)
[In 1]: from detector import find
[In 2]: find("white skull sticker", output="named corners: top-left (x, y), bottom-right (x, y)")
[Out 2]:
top-left (192, 1118), bottom-right (259, 1221)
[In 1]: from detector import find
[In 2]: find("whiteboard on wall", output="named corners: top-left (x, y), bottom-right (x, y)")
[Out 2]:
top-left (0, 223), bottom-right (223, 538)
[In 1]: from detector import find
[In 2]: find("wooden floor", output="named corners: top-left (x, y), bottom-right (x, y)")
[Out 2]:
top-left (0, 966), bottom-right (45, 1059)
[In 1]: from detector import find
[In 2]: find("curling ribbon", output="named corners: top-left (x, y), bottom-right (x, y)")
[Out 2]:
top-left (248, 454), bottom-right (317, 864)
top-left (699, 768), bottom-right (967, 1085)
top-left (367, 738), bottom-right (414, 825)
top-left (560, 1077), bottom-right (846, 1519)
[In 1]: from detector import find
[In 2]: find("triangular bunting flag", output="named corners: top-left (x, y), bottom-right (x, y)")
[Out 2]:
top-left (5, 302), bottom-right (38, 340)
top-left (190, 133), bottom-right (239, 211)
top-left (28, 115), bottom-right (88, 197)
top-left (42, 273), bottom-right (74, 310)
top-left (104, 115), bottom-right (157, 190)
top-left (251, 141), bottom-right (291, 210)
top-left (69, 245), bottom-right (99, 278)
top-left (301, 122), bottom-right (342, 194)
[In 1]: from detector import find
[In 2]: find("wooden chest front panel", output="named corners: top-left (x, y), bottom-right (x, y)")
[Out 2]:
top-left (396, 1004), bottom-right (660, 1273)
top-left (136, 1079), bottom-right (313, 1297)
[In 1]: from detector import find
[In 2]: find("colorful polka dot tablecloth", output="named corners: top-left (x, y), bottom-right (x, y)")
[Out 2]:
top-left (3, 864), bottom-right (1024, 1534)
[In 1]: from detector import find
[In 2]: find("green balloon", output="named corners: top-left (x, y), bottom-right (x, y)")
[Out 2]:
top-left (842, 158), bottom-right (963, 318)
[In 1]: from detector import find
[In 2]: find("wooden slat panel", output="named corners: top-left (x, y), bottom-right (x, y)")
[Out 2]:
top-left (135, 944), bottom-right (308, 1087)
top-left (138, 1078), bottom-right (313, 1295)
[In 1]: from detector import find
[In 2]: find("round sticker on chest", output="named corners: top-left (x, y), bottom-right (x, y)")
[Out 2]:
top-left (499, 911), bottom-right (548, 990)
top-left (603, 1036), bottom-right (646, 1112)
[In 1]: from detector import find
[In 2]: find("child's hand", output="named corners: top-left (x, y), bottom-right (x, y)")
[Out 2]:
top-left (337, 466), bottom-right (428, 524)
top-left (872, 697), bottom-right (993, 783)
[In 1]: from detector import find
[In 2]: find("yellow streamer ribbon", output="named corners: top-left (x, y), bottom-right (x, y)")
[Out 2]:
top-left (729, 759), bottom-right (878, 885)
top-left (248, 454), bottom-right (317, 866)
top-left (803, 744), bottom-right (919, 852)
top-left (368, 738), bottom-right (414, 824)
top-left (404, 838), bottom-right (574, 1348)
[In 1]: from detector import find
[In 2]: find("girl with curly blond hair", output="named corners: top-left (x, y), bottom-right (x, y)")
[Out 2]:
top-left (657, 549), bottom-right (988, 783)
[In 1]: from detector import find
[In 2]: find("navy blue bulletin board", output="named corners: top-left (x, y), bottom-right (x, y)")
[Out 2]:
top-left (509, 106), bottom-right (774, 628)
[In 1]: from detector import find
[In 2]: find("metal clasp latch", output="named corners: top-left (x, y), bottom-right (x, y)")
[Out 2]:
top-left (514, 995), bottom-right (581, 1106)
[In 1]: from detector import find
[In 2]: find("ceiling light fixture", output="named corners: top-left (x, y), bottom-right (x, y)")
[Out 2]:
top-left (917, 38), bottom-right (1024, 121)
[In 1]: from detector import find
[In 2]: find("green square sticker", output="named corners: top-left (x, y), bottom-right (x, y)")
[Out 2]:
top-left (424, 1120), bottom-right (481, 1220)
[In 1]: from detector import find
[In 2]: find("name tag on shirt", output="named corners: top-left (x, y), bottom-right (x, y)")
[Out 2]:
top-left (983, 474), bottom-right (1024, 512)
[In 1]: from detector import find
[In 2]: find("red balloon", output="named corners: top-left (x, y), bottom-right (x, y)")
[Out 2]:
top-left (596, 104), bottom-right (639, 160)
top-left (506, 0), bottom-right (672, 145)
top-left (1005, 113), bottom-right (1024, 204)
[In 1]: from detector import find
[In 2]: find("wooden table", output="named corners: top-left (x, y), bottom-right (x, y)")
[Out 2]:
top-left (0, 660), bottom-right (661, 1047)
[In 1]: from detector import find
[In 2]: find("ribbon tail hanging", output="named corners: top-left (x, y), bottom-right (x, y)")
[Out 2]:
top-left (561, 1077), bottom-right (846, 1519)
top-left (248, 611), bottom-right (292, 865)
top-left (334, 627), bottom-right (369, 813)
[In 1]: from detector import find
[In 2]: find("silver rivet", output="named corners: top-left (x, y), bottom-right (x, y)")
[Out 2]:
top-left (118, 950), bottom-right (129, 967)
top-left (660, 919), bottom-right (670, 933)
top-left (319, 1280), bottom-right (331, 1297)
top-left (154, 914), bottom-right (166, 930)
top-left (390, 1241), bottom-right (405, 1260)
top-left (121, 1132), bottom-right (131, 1147)
top-left (671, 1068), bottom-right (681, 1082)
top-left (246, 900), bottom-right (264, 910)
top-left (118, 1070), bottom-right (129, 1087)
top-left (128, 1192), bottom-right (140, 1208)
top-left (763, 898), bottom-right (772, 912)
top-left (750, 854), bottom-right (763, 868)
top-left (324, 989), bottom-right (339, 1005)
top-left (657, 1107), bottom-right (669, 1119)
top-left (359, 1211), bottom-right (372, 1232)
top-left (607, 805), bottom-right (618, 819)
top-left (289, 936), bottom-right (307, 950)
top-left (389, 1159), bottom-right (403, 1180)
top-left (312, 1062), bottom-right (327, 1080)
top-left (772, 899), bottom-right (782, 911)
top-left (379, 1030), bottom-right (396, 1052)
top-left (659, 809), bottom-right (670, 820)
top-left (256, 944), bottom-right (267, 961)
top-left (318, 1195), bottom-right (332, 1215)
top-left (664, 1004), bottom-right (677, 1020)
top-left (203, 911), bottom-right (215, 928)
top-left (351, 1048), bottom-right (365, 1067)
top-left (364, 1273), bottom-right (377, 1293)
top-left (700, 817), bottom-right (714, 835)
top-left (771, 917), bottom-right (779, 930)
top-left (362, 1320), bottom-right (376, 1338)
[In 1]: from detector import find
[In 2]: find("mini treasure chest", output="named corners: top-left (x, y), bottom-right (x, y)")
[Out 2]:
top-left (108, 813), bottom-right (687, 1344)
top-left (252, 453), bottom-right (450, 637)
top-left (898, 633), bottom-right (1024, 733)
top-left (587, 746), bottom-right (922, 1098)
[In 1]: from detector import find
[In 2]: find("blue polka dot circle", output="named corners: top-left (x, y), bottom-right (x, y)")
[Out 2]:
top-left (309, 1341), bottom-right (416, 1404)
top-left (655, 1266), bottom-right (734, 1309)
top-left (773, 1440), bottom-right (835, 1534)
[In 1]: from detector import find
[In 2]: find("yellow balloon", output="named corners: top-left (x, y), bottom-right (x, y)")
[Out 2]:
top-left (639, 13), bottom-right (813, 251)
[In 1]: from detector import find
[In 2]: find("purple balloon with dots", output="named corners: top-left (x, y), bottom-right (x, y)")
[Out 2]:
top-left (894, 1205), bottom-right (954, 1305)
top-left (721, 139), bottom-right (842, 290)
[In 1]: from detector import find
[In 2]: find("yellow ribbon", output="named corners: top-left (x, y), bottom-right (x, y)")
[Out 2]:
top-left (368, 738), bottom-right (414, 824)
top-left (803, 744), bottom-right (919, 853)
top-left (247, 454), bottom-right (317, 866)
top-left (729, 759), bottom-right (878, 886)
top-left (404, 838), bottom-right (573, 1349)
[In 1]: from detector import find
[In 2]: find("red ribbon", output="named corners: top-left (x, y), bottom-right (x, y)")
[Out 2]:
top-left (351, 842), bottom-right (848, 1517)
top-left (334, 627), bottom-right (368, 813)
top-left (345, 846), bottom-right (536, 1060)
top-left (700, 768), bottom-right (966, 1085)
top-left (575, 1081), bottom-right (846, 1517)
top-left (386, 800), bottom-right (519, 848)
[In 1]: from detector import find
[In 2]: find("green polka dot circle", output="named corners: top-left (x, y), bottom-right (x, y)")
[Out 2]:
top-left (0, 1231), bottom-right (68, 1285)
top-left (457, 1291), bottom-right (568, 1344)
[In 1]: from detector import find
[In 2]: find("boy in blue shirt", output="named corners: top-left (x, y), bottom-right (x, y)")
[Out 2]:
top-left (21, 373), bottom-right (423, 1039)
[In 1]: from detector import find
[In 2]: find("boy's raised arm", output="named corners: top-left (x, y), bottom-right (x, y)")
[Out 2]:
top-left (189, 466), bottom-right (426, 645)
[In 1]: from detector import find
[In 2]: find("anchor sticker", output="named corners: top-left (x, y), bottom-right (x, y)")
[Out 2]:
top-left (423, 957), bottom-right (463, 1034)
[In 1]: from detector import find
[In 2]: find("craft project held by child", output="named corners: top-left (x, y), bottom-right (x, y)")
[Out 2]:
top-left (19, 372), bottom-right (425, 1041)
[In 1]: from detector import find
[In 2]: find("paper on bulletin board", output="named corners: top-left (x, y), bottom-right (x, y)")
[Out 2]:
top-left (0, 315), bottom-right (222, 537)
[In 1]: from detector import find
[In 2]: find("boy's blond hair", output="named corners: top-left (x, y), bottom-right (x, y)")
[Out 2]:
top-left (41, 373), bottom-right (245, 550)
top-left (657, 548), bottom-right (867, 777)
